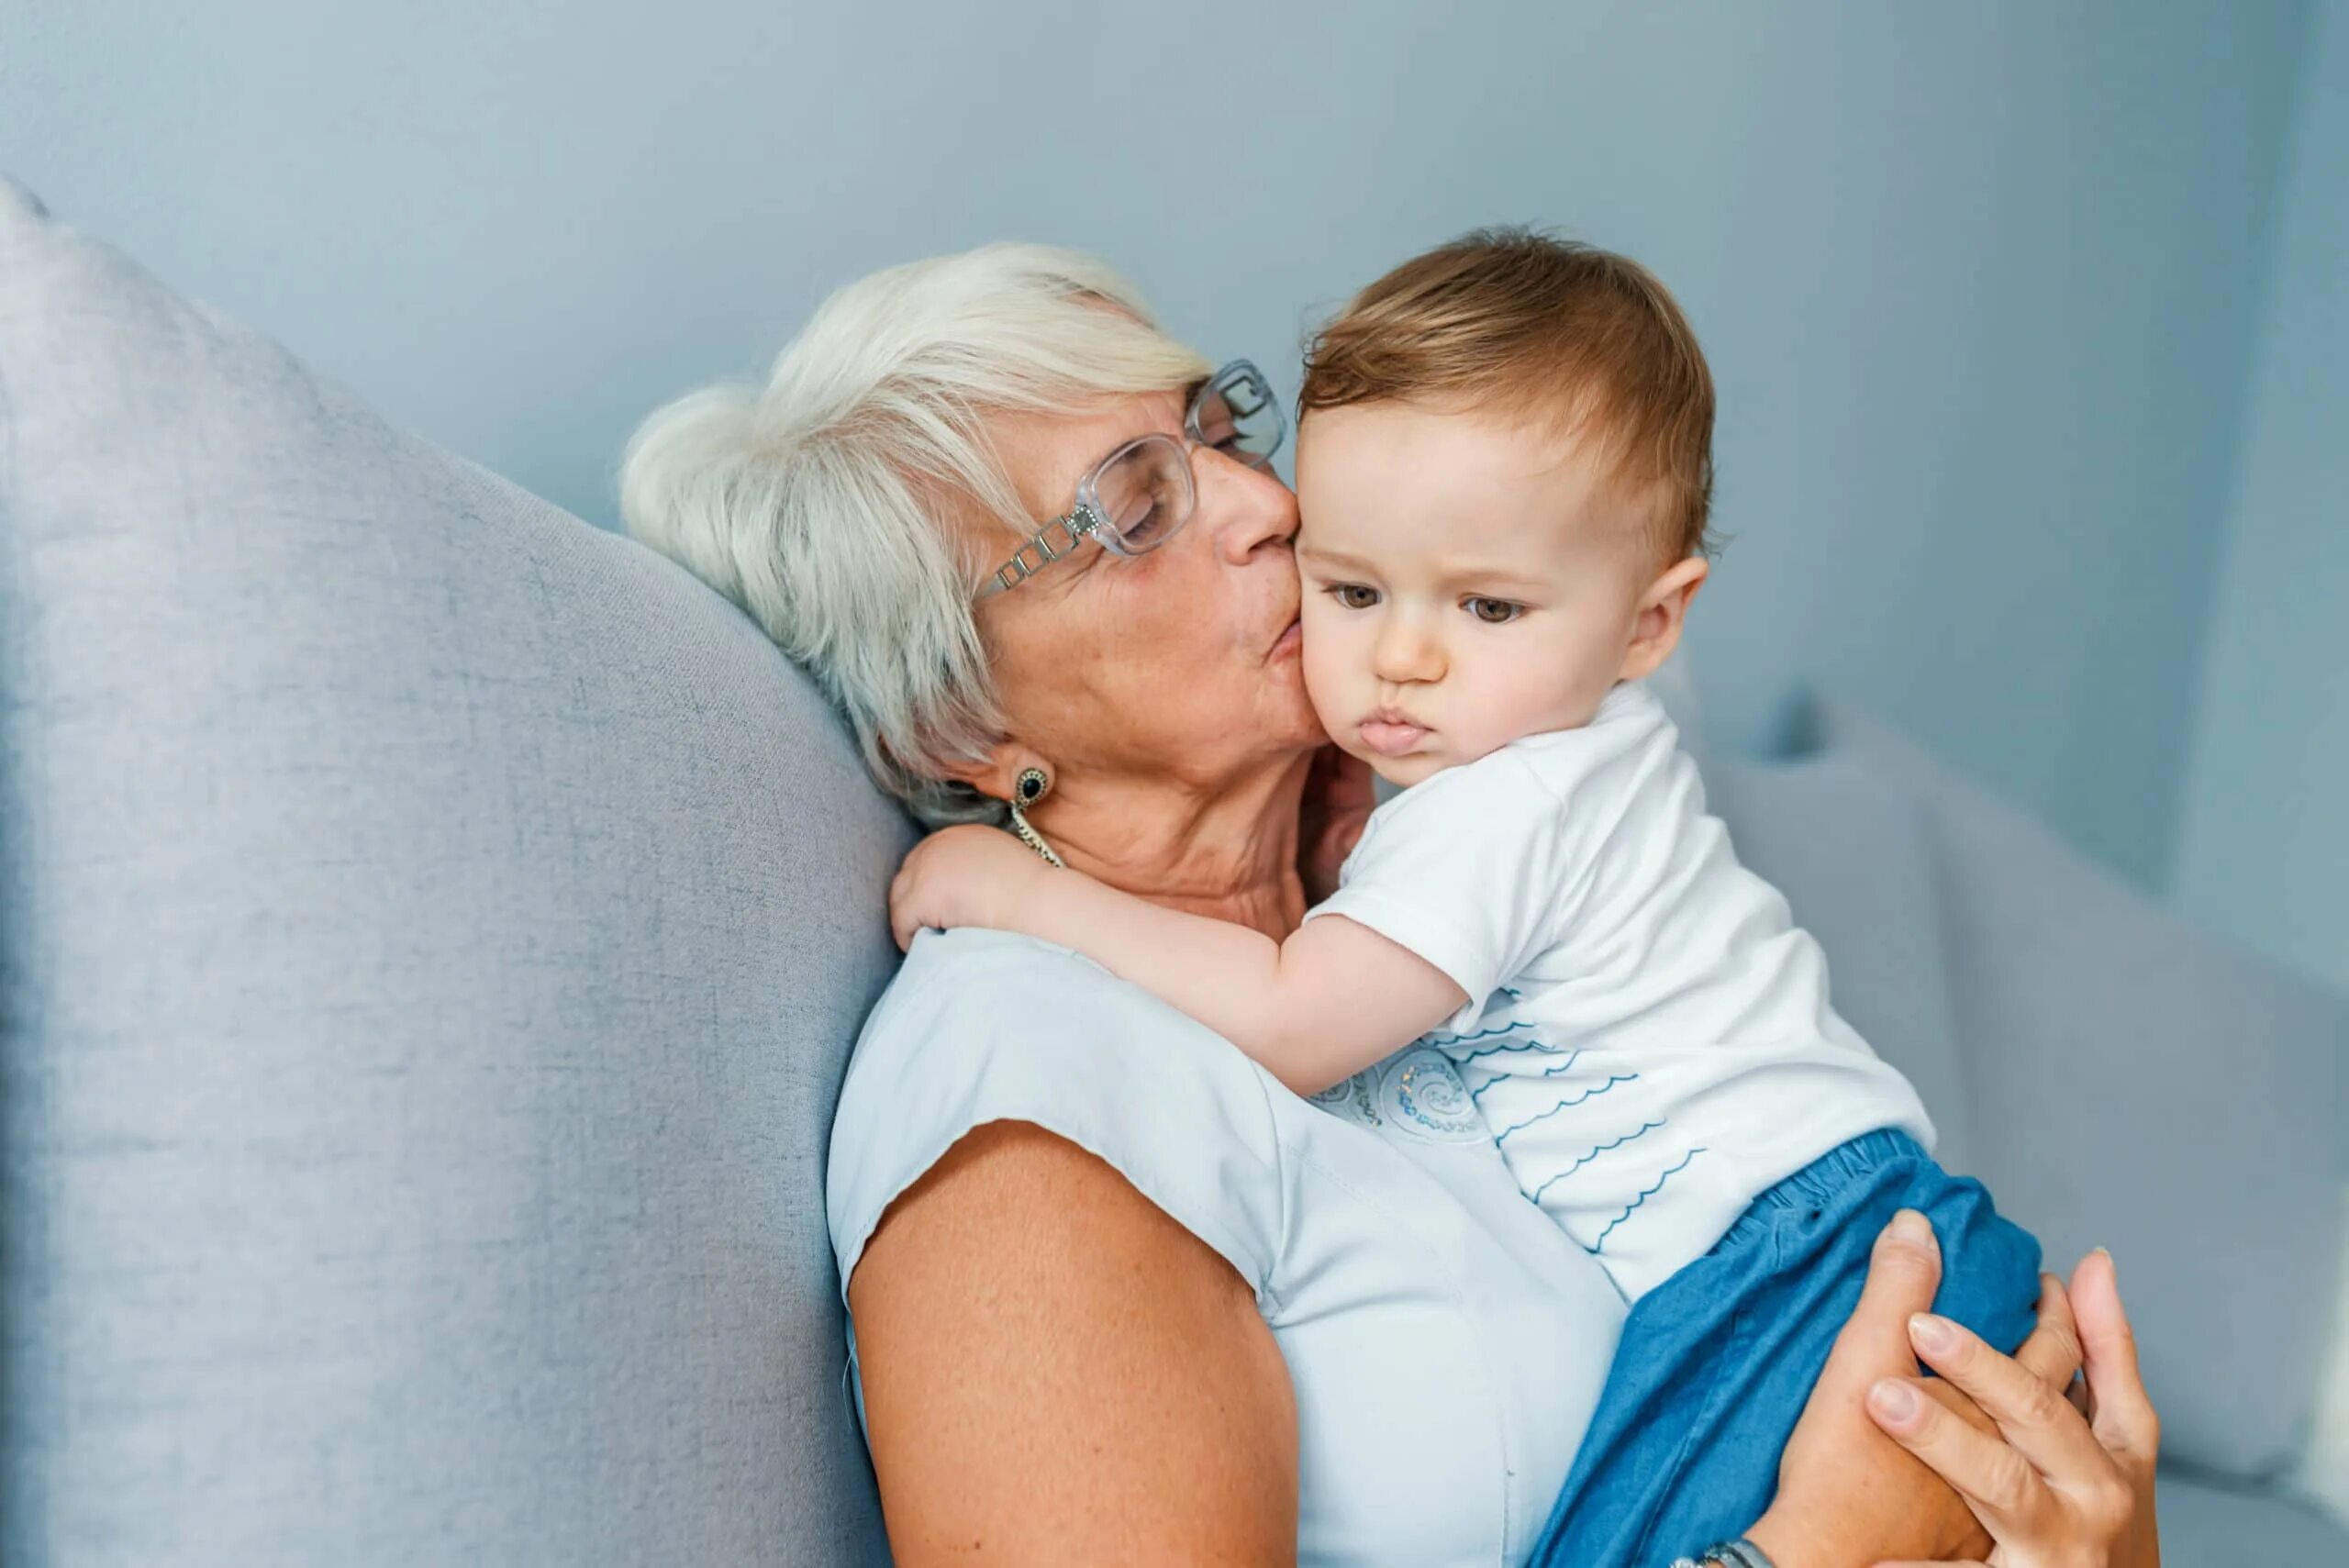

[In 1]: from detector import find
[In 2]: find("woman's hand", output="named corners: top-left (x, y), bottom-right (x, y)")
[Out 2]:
top-left (888, 824), bottom-right (1048, 951)
top-left (1297, 744), bottom-right (1375, 904)
top-left (1864, 1247), bottom-right (2161, 1568)
top-left (1747, 1210), bottom-right (2087, 1568)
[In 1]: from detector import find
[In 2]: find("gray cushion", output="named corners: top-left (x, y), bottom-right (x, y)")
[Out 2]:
top-left (2155, 1473), bottom-right (2349, 1564)
top-left (1816, 702), bottom-right (2349, 1480)
top-left (1709, 750), bottom-right (1977, 1177)
top-left (0, 175), bottom-right (905, 1565)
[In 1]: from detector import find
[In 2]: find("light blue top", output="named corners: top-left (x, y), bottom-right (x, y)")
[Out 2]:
top-left (828, 929), bottom-right (1629, 1566)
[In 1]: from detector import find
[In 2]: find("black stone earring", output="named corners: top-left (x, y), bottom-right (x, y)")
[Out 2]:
top-left (1007, 767), bottom-right (1064, 867)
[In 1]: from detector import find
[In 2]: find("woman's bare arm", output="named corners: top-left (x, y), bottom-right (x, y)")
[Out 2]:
top-left (848, 1120), bottom-right (1299, 1565)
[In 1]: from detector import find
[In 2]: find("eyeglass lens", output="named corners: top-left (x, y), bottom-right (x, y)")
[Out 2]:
top-left (1091, 365), bottom-right (1285, 558)
top-left (1194, 368), bottom-right (1282, 466)
top-left (1095, 439), bottom-right (1194, 553)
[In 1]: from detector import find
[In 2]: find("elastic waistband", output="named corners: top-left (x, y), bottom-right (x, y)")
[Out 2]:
top-left (1748, 1128), bottom-right (1928, 1215)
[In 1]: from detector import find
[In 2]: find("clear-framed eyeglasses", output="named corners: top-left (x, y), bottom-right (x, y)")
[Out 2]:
top-left (975, 359), bottom-right (1286, 599)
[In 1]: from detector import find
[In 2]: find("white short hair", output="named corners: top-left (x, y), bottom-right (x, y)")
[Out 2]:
top-left (619, 244), bottom-right (1212, 825)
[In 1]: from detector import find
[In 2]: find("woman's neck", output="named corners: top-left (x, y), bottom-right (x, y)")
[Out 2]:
top-left (1026, 751), bottom-right (1313, 941)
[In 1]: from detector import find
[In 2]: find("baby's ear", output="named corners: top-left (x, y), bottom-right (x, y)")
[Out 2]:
top-left (1620, 555), bottom-right (1709, 682)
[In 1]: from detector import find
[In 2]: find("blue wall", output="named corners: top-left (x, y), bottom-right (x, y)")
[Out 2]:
top-left (2176, 2), bottom-right (2349, 996)
top-left (0, 1), bottom-right (2312, 888)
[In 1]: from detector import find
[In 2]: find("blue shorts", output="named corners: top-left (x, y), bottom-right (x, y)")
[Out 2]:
top-left (1528, 1129), bottom-right (2041, 1568)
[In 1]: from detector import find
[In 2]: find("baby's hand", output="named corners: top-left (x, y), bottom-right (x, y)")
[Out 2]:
top-left (888, 823), bottom-right (1046, 951)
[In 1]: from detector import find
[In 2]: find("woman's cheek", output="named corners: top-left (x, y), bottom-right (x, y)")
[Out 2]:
top-left (1297, 615), bottom-right (1353, 720)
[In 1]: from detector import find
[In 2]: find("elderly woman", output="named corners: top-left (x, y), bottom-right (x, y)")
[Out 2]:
top-left (619, 246), bottom-right (2161, 1567)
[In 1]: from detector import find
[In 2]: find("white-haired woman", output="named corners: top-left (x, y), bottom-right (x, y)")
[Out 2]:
top-left (620, 247), bottom-right (2161, 1567)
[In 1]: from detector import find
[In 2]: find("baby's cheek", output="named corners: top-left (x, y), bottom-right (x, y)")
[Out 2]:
top-left (1449, 669), bottom-right (1542, 761)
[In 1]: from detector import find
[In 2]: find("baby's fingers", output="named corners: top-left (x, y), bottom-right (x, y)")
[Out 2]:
top-left (886, 869), bottom-right (926, 952)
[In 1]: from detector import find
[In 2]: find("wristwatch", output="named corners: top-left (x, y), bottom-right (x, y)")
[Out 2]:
top-left (1671, 1540), bottom-right (1776, 1568)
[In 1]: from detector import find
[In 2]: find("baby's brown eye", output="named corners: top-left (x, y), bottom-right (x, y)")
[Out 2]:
top-left (1467, 597), bottom-right (1523, 624)
top-left (1330, 584), bottom-right (1380, 610)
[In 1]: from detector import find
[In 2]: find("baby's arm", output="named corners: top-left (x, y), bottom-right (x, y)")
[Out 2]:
top-left (890, 824), bottom-right (1467, 1095)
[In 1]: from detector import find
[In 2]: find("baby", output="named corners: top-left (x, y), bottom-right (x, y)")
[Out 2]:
top-left (890, 230), bottom-right (2042, 1564)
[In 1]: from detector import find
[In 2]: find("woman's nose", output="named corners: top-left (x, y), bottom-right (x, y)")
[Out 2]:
top-left (1206, 452), bottom-right (1298, 566)
top-left (1373, 616), bottom-right (1444, 684)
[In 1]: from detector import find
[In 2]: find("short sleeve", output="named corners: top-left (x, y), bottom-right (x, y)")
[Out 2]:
top-left (1303, 749), bottom-right (1577, 1036)
top-left (825, 928), bottom-right (1291, 1316)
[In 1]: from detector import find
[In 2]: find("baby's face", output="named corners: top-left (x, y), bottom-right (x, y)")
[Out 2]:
top-left (1295, 403), bottom-right (1664, 786)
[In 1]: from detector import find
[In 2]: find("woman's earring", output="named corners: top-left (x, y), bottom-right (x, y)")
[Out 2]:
top-left (1007, 767), bottom-right (1066, 869)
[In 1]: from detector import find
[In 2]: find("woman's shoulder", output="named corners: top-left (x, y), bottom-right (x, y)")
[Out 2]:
top-left (826, 928), bottom-right (1289, 1307)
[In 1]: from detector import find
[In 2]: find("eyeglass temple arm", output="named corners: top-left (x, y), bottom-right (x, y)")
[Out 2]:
top-left (975, 504), bottom-right (1103, 598)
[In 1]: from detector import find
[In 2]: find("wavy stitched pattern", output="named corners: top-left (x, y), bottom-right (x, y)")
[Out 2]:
top-left (1493, 1074), bottom-right (1640, 1141)
top-left (1528, 1120), bottom-right (1668, 1202)
top-left (1468, 1051), bottom-right (1583, 1102)
top-left (1586, 1147), bottom-right (1708, 1254)
top-left (1426, 1021), bottom-right (1538, 1051)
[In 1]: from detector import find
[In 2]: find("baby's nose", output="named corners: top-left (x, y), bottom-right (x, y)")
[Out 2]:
top-left (1372, 619), bottom-right (1444, 684)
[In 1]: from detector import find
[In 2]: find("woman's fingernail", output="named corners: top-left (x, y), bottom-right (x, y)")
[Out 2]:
top-left (2091, 1245), bottom-right (2115, 1281)
top-left (1909, 1312), bottom-right (1958, 1355)
top-left (1869, 1377), bottom-right (1921, 1424)
top-left (1889, 1208), bottom-right (1932, 1243)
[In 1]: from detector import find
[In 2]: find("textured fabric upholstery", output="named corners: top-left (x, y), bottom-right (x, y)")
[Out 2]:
top-left (1708, 750), bottom-right (1977, 1177)
top-left (2156, 1473), bottom-right (2349, 1562)
top-left (1813, 702), bottom-right (2349, 1480)
top-left (0, 174), bottom-right (904, 1565)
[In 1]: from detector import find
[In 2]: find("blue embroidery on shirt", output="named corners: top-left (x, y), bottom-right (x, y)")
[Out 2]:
top-left (1492, 1074), bottom-right (1639, 1141)
top-left (1427, 1021), bottom-right (1538, 1051)
top-left (1380, 1050), bottom-right (1485, 1140)
top-left (1453, 1039), bottom-right (1569, 1068)
top-left (1528, 1120), bottom-right (1668, 1202)
top-left (1468, 1050), bottom-right (1583, 1102)
top-left (1306, 1071), bottom-right (1382, 1127)
top-left (1586, 1147), bottom-right (1708, 1254)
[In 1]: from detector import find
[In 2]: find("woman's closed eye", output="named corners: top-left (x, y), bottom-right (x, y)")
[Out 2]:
top-left (1324, 583), bottom-right (1381, 610)
top-left (1197, 418), bottom-right (1245, 456)
top-left (1119, 499), bottom-right (1169, 547)
top-left (1464, 596), bottom-right (1526, 625)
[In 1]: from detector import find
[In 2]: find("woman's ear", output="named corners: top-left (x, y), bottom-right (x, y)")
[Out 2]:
top-left (1619, 555), bottom-right (1709, 683)
top-left (934, 740), bottom-right (1052, 806)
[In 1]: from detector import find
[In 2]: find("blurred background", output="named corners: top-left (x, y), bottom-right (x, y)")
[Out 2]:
top-left (3, 0), bottom-right (2341, 991)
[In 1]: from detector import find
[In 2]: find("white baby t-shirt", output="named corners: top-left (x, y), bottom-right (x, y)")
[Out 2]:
top-left (1305, 679), bottom-right (1933, 1303)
